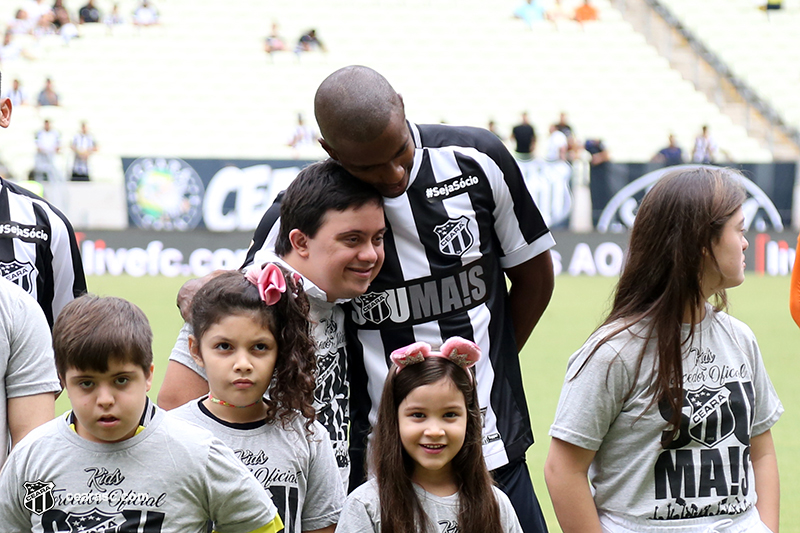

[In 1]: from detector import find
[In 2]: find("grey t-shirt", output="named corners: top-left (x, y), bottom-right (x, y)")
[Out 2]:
top-left (170, 254), bottom-right (351, 487)
top-left (338, 478), bottom-right (523, 532)
top-left (171, 398), bottom-right (344, 532)
top-left (0, 402), bottom-right (280, 533)
top-left (0, 277), bottom-right (61, 467)
top-left (550, 306), bottom-right (783, 522)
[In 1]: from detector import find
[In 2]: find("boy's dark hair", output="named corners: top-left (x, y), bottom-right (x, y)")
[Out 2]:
top-left (275, 158), bottom-right (383, 256)
top-left (53, 294), bottom-right (153, 378)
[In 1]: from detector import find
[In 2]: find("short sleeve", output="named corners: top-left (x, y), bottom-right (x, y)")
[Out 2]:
top-left (0, 445), bottom-right (35, 531)
top-left (205, 439), bottom-right (280, 533)
top-left (302, 422), bottom-right (345, 530)
top-left (744, 330), bottom-right (783, 437)
top-left (473, 134), bottom-right (554, 269)
top-left (337, 483), bottom-right (380, 533)
top-left (6, 288), bottom-right (60, 398)
top-left (549, 337), bottom-right (633, 451)
top-left (169, 323), bottom-right (207, 379)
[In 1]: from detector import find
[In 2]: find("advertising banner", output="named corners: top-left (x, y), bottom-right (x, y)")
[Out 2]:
top-left (76, 230), bottom-right (797, 278)
top-left (122, 158), bottom-right (796, 234)
top-left (590, 162), bottom-right (796, 229)
top-left (122, 157), bottom-right (315, 231)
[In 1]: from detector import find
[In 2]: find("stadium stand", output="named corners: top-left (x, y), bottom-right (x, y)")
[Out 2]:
top-left (655, 0), bottom-right (800, 137)
top-left (0, 0), bottom-right (779, 205)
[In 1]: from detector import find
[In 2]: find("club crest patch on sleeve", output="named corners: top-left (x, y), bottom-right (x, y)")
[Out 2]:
top-left (0, 260), bottom-right (37, 294)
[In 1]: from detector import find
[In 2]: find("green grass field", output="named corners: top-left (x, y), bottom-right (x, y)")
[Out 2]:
top-left (72, 274), bottom-right (799, 532)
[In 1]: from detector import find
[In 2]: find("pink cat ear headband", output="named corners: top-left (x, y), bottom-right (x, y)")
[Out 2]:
top-left (389, 337), bottom-right (481, 378)
top-left (244, 263), bottom-right (300, 305)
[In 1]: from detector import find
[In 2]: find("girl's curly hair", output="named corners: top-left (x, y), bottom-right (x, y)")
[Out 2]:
top-left (190, 266), bottom-right (317, 431)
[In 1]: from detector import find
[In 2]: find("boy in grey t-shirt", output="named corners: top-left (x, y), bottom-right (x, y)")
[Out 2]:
top-left (0, 295), bottom-right (283, 533)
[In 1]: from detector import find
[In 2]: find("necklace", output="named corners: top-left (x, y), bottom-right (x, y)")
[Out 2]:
top-left (207, 393), bottom-right (261, 409)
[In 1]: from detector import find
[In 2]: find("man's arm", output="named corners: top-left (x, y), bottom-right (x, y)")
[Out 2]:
top-left (8, 393), bottom-right (55, 447)
top-left (157, 323), bottom-right (209, 410)
top-left (157, 360), bottom-right (209, 410)
top-left (505, 250), bottom-right (554, 352)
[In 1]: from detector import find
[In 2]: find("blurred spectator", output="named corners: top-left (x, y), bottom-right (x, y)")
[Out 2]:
top-left (585, 138), bottom-right (609, 167)
top-left (287, 114), bottom-right (318, 154)
top-left (544, 123), bottom-right (568, 161)
top-left (546, 0), bottom-right (572, 27)
top-left (511, 112), bottom-right (536, 160)
top-left (487, 119), bottom-right (504, 141)
top-left (691, 125), bottom-right (717, 163)
top-left (574, 0), bottom-right (599, 23)
top-left (0, 33), bottom-right (34, 63)
top-left (555, 112), bottom-right (572, 139)
top-left (36, 78), bottom-right (59, 106)
top-left (23, 0), bottom-right (52, 25)
top-left (52, 0), bottom-right (68, 28)
top-left (295, 29), bottom-right (326, 55)
top-left (555, 111), bottom-right (578, 161)
top-left (1, 79), bottom-right (26, 106)
top-left (514, 0), bottom-right (545, 28)
top-left (7, 10), bottom-right (34, 35)
top-left (70, 121), bottom-right (97, 181)
top-left (33, 119), bottom-right (61, 182)
top-left (104, 3), bottom-right (124, 28)
top-left (758, 0), bottom-right (782, 10)
top-left (54, 8), bottom-right (79, 42)
top-left (79, 0), bottom-right (101, 23)
top-left (651, 134), bottom-right (684, 166)
top-left (264, 22), bottom-right (287, 56)
top-left (133, 1), bottom-right (159, 26)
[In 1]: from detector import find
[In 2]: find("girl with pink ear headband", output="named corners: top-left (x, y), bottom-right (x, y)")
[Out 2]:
top-left (338, 336), bottom-right (523, 533)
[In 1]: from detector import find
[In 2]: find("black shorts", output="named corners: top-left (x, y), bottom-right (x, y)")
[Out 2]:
top-left (492, 458), bottom-right (549, 533)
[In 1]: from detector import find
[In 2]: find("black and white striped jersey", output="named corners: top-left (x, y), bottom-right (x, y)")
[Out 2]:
top-left (0, 178), bottom-right (86, 327)
top-left (245, 122), bottom-right (555, 471)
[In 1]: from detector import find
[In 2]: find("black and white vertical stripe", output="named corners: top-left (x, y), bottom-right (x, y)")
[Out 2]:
top-left (0, 179), bottom-right (86, 327)
top-left (345, 123), bottom-right (554, 471)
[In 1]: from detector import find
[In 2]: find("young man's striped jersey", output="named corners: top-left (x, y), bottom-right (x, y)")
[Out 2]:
top-left (0, 178), bottom-right (86, 326)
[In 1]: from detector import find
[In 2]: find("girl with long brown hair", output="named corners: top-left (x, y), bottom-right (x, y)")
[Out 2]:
top-left (338, 337), bottom-right (522, 532)
top-left (545, 167), bottom-right (782, 533)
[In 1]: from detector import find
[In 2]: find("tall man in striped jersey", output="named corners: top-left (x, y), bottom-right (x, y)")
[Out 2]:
top-left (0, 73), bottom-right (86, 326)
top-left (247, 66), bottom-right (555, 532)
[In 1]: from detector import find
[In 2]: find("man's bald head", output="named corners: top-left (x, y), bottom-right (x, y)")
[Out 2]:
top-left (314, 65), bottom-right (404, 149)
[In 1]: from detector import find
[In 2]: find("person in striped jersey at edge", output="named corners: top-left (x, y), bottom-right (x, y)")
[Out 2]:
top-left (0, 71), bottom-right (86, 328)
top-left (245, 65), bottom-right (556, 533)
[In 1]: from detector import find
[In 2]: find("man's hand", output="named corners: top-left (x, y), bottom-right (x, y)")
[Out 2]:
top-left (176, 270), bottom-right (228, 321)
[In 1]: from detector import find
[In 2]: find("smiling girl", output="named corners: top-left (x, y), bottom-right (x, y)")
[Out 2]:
top-left (338, 337), bottom-right (522, 533)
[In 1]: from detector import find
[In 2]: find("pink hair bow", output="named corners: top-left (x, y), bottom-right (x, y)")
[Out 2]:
top-left (245, 263), bottom-right (286, 305)
top-left (389, 336), bottom-right (481, 375)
